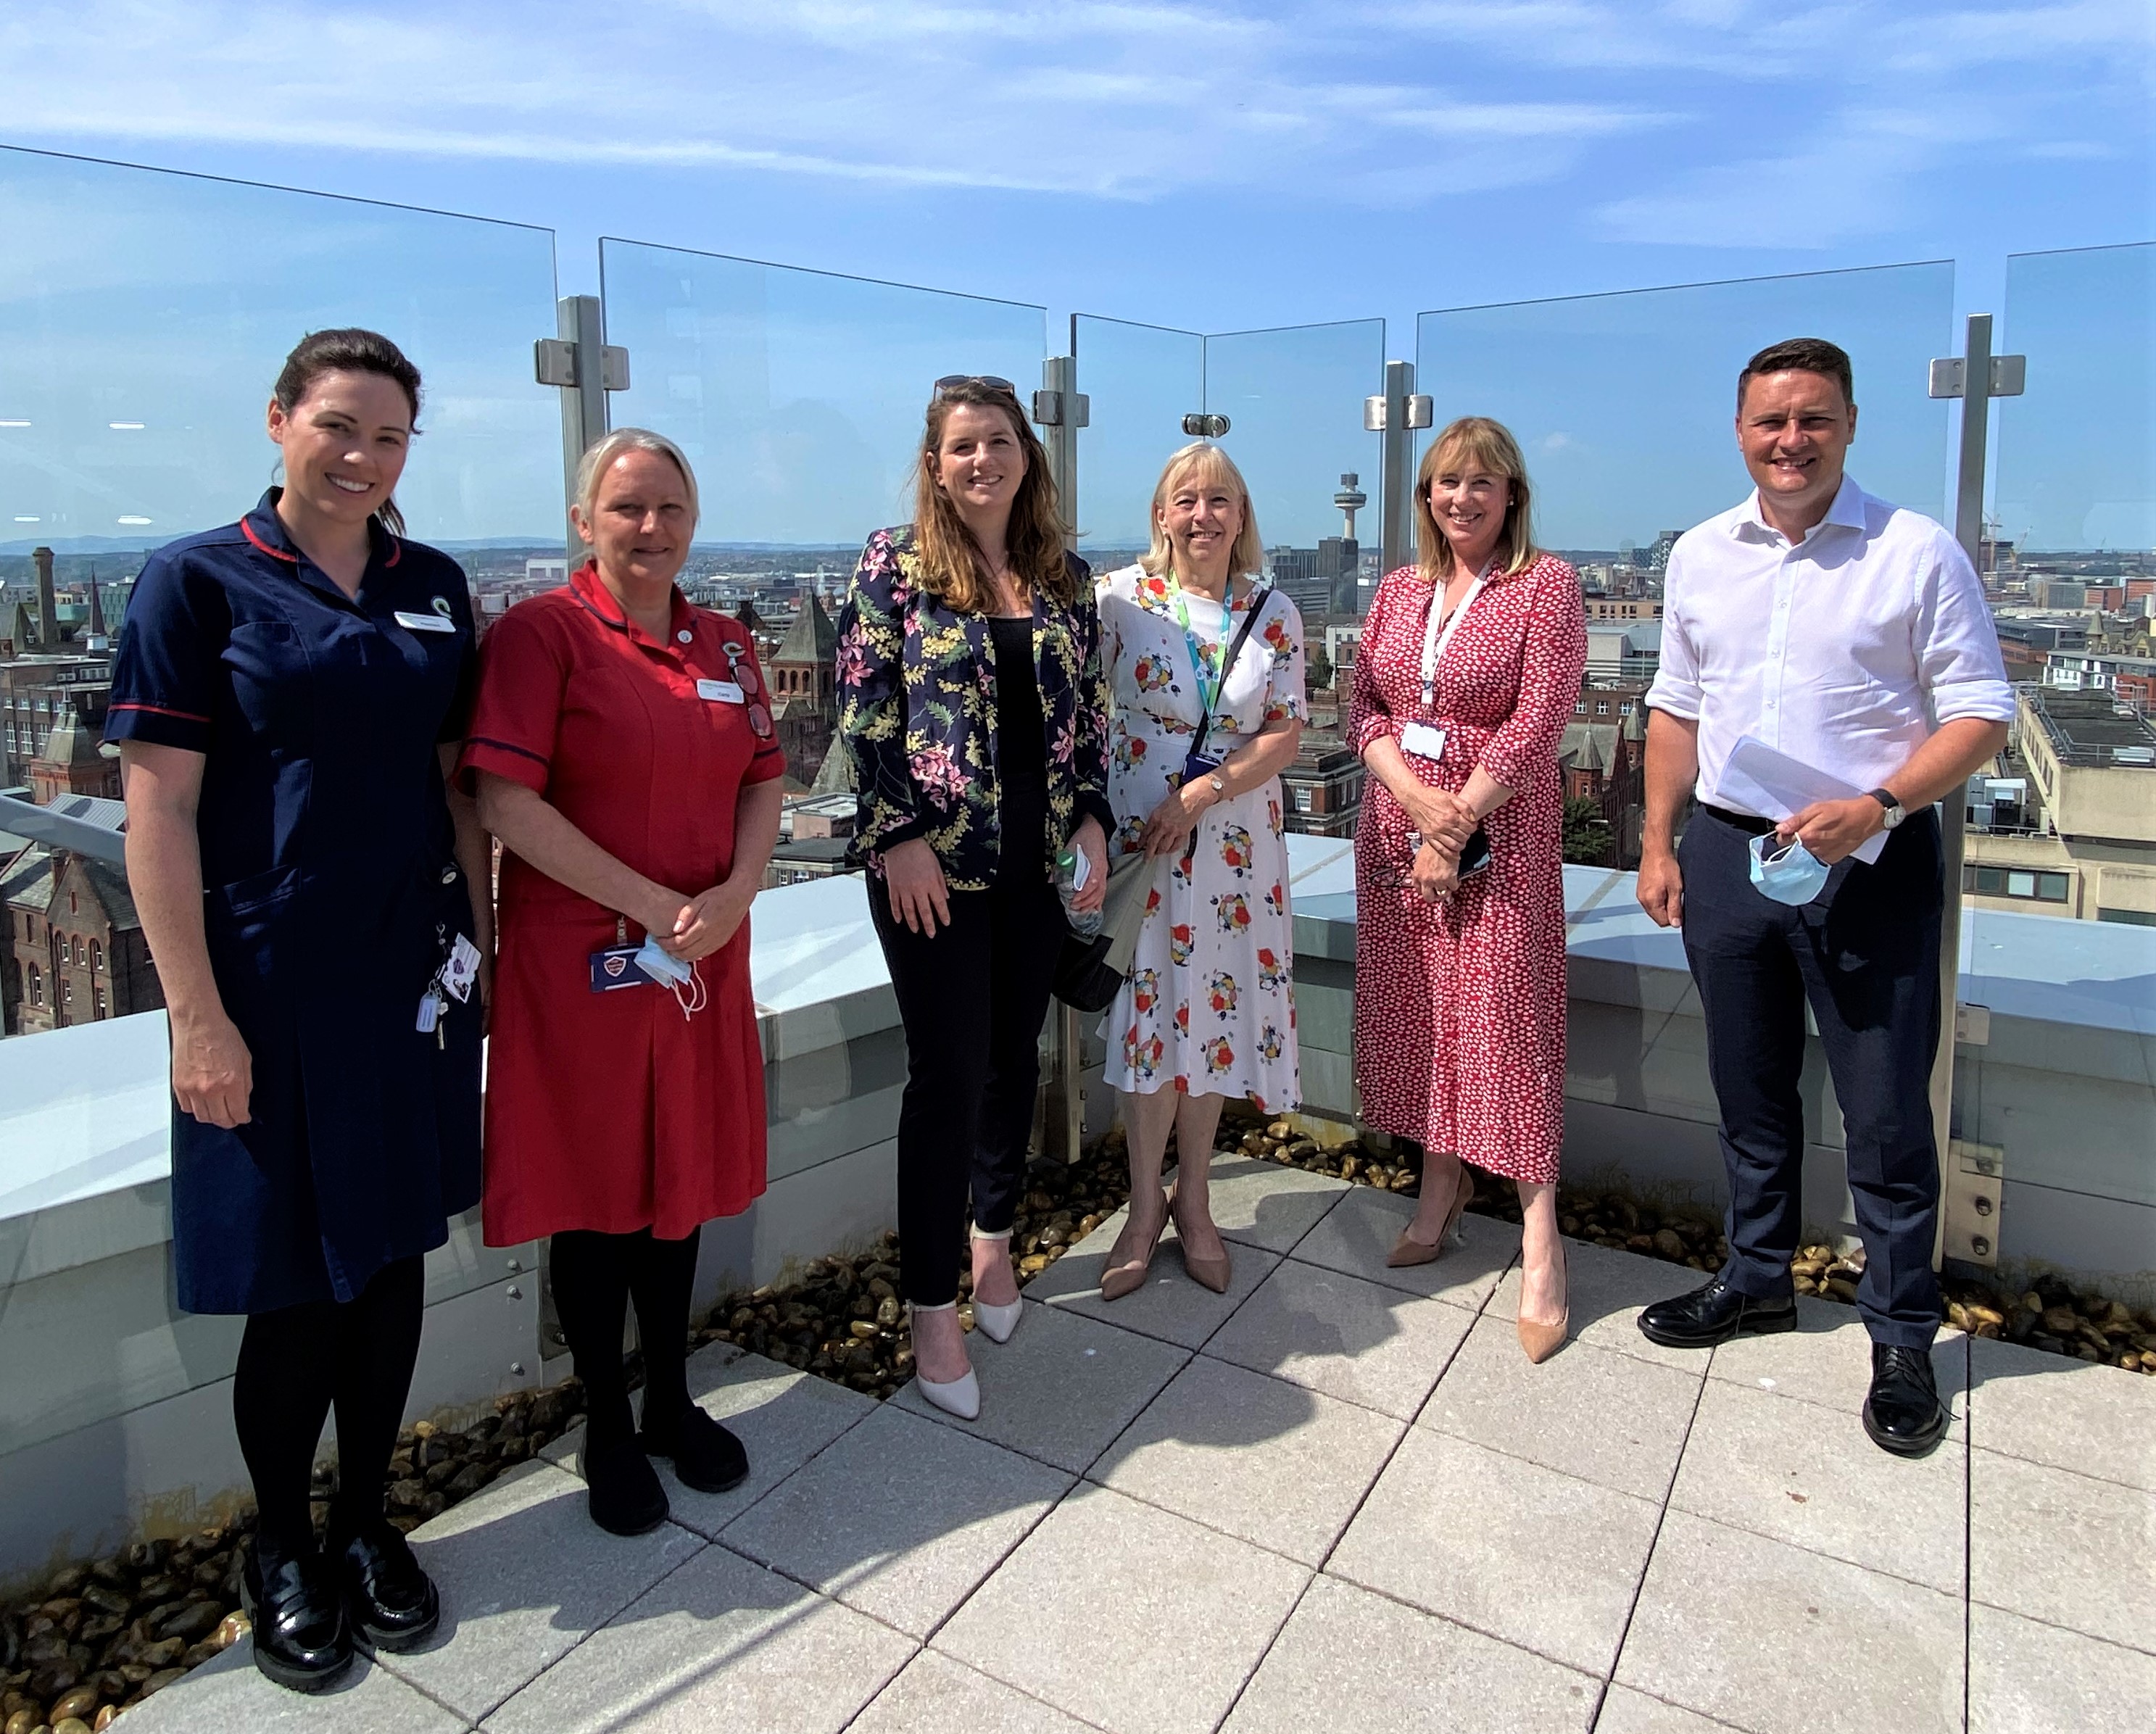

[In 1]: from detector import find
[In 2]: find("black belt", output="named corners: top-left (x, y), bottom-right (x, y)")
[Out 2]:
top-left (1700, 803), bottom-right (1779, 836)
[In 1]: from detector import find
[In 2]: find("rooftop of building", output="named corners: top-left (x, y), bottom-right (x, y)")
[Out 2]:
top-left (2026, 684), bottom-right (2156, 760)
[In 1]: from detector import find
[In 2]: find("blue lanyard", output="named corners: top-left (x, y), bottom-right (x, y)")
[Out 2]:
top-left (1168, 578), bottom-right (1248, 715)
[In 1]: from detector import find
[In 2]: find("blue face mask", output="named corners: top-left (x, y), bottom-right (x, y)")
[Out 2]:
top-left (1749, 833), bottom-right (1830, 905)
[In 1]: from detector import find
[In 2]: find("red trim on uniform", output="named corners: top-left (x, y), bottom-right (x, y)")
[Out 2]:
top-left (383, 537), bottom-right (402, 568)
top-left (239, 518), bottom-right (299, 563)
top-left (109, 700), bottom-right (212, 723)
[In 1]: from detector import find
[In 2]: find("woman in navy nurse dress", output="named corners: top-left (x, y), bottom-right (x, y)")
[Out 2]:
top-left (110, 330), bottom-right (487, 1694)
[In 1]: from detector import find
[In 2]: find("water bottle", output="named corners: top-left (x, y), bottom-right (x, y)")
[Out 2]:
top-left (1056, 847), bottom-right (1104, 939)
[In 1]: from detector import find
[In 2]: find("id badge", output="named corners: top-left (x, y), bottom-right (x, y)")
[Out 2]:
top-left (1399, 721), bottom-right (1447, 762)
top-left (1182, 747), bottom-right (1224, 784)
top-left (697, 677), bottom-right (746, 704)
top-left (440, 934), bottom-right (482, 1003)
top-left (589, 945), bottom-right (649, 992)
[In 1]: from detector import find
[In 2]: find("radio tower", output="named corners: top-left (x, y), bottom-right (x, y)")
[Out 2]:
top-left (1334, 473), bottom-right (1367, 539)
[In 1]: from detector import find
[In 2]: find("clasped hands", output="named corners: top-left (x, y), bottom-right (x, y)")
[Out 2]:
top-left (641, 876), bottom-right (755, 963)
top-left (1403, 784), bottom-right (1478, 904)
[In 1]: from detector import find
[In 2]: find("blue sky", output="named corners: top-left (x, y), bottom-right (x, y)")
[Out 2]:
top-left (1, 2), bottom-right (2149, 549)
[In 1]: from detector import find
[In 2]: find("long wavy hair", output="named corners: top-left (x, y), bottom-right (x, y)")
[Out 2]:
top-left (1415, 415), bottom-right (1540, 584)
top-left (911, 378), bottom-right (1076, 610)
top-left (273, 328), bottom-right (422, 537)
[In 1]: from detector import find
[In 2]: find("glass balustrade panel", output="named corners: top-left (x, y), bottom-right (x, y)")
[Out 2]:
top-left (1071, 313), bottom-right (1203, 571)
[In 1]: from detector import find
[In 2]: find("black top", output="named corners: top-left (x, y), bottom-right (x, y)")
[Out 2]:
top-left (989, 614), bottom-right (1048, 877)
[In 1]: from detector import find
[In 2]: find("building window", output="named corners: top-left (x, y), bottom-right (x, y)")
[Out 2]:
top-left (91, 939), bottom-right (103, 973)
top-left (1963, 866), bottom-right (2070, 903)
top-left (1595, 700), bottom-right (1611, 715)
top-left (26, 963), bottom-right (39, 1005)
top-left (93, 987), bottom-right (107, 1019)
top-left (62, 978), bottom-right (72, 1007)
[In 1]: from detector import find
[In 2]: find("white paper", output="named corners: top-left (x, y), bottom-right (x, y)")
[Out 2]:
top-left (1718, 735), bottom-right (1889, 865)
top-left (1070, 845), bottom-right (1093, 891)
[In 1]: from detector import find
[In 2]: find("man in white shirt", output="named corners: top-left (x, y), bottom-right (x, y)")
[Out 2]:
top-left (1635, 338), bottom-right (2012, 1458)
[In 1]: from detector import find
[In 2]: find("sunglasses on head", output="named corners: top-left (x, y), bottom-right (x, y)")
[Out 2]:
top-left (933, 374), bottom-right (1019, 400)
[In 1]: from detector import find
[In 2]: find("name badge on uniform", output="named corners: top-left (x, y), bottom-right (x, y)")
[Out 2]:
top-left (1400, 721), bottom-right (1447, 761)
top-left (589, 945), bottom-right (649, 993)
top-left (697, 678), bottom-right (746, 704)
top-left (394, 610), bottom-right (457, 634)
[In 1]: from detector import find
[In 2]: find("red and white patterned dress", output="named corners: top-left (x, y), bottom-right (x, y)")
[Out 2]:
top-left (1348, 556), bottom-right (1587, 1185)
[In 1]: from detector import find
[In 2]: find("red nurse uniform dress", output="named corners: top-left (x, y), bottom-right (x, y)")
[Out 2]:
top-left (460, 562), bottom-right (785, 1245)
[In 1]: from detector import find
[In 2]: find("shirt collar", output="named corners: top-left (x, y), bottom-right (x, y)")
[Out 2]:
top-left (1732, 473), bottom-right (1865, 548)
top-left (239, 489), bottom-right (403, 601)
top-left (569, 559), bottom-right (696, 652)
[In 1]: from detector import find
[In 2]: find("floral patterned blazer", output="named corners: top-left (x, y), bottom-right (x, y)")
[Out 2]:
top-left (835, 525), bottom-right (1114, 892)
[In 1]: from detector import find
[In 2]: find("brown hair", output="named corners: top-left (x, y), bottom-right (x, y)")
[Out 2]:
top-left (1415, 415), bottom-right (1539, 583)
top-left (1137, 441), bottom-right (1266, 583)
top-left (1738, 337), bottom-right (1854, 412)
top-left (273, 328), bottom-right (423, 537)
top-left (911, 378), bottom-right (1075, 610)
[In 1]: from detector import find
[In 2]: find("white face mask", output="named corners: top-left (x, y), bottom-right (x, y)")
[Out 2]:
top-left (1749, 833), bottom-right (1831, 905)
top-left (634, 937), bottom-right (707, 1019)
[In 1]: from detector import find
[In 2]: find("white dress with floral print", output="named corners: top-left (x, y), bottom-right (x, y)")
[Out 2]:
top-left (1098, 564), bottom-right (1305, 1110)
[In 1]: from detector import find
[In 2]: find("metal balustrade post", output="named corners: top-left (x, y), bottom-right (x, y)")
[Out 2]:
top-left (1367, 360), bottom-right (1433, 584)
top-left (534, 294), bottom-right (631, 560)
top-left (1034, 354), bottom-right (1090, 1163)
top-left (1926, 312), bottom-right (2026, 1268)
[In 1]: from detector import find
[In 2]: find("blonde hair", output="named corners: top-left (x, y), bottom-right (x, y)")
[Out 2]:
top-left (573, 427), bottom-right (700, 532)
top-left (911, 379), bottom-right (1077, 611)
top-left (1416, 416), bottom-right (1538, 583)
top-left (1138, 442), bottom-right (1264, 582)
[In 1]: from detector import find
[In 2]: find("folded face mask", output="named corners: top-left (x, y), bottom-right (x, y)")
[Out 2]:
top-left (1749, 832), bottom-right (1831, 905)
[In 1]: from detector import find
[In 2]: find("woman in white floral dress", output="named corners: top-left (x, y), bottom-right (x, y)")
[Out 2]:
top-left (1096, 442), bottom-right (1306, 1299)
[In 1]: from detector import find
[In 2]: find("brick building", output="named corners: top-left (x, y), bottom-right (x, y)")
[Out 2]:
top-left (767, 592), bottom-right (840, 788)
top-left (2, 806), bottom-right (159, 1034)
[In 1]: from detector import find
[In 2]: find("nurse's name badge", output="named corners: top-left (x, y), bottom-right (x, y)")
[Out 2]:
top-left (394, 597), bottom-right (457, 634)
top-left (696, 677), bottom-right (746, 705)
top-left (589, 945), bottom-right (647, 993)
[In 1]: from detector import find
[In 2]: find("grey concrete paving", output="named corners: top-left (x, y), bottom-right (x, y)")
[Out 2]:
top-left (134, 1172), bottom-right (2151, 1733)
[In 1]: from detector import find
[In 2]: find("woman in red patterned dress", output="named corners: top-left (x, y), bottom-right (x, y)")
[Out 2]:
top-left (1349, 418), bottom-right (1586, 1362)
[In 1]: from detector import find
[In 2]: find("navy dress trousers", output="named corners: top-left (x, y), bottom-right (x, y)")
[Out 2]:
top-left (107, 491), bottom-right (483, 1314)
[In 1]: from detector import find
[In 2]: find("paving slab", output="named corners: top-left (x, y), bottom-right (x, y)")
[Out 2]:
top-left (1968, 1335), bottom-right (2156, 1492)
top-left (479, 1542), bottom-right (914, 1734)
top-left (1590, 1685), bottom-right (1746, 1732)
top-left (381, 1459), bottom-right (708, 1722)
top-left (115, 1643), bottom-right (468, 1734)
top-left (1418, 1314), bottom-right (1701, 1502)
top-left (887, 1299), bottom-right (1187, 1474)
top-left (543, 1346), bottom-right (876, 1538)
top-left (719, 1400), bottom-right (1071, 1637)
top-left (1707, 1297), bottom-right (1968, 1434)
top-left (1670, 1378), bottom-right (1965, 1594)
top-left (1328, 1427), bottom-right (1660, 1676)
top-left (1289, 1187), bottom-right (1519, 1309)
top-left (1484, 1240), bottom-right (1720, 1372)
top-left (1968, 1603), bottom-right (2156, 1734)
top-left (1090, 1353), bottom-right (1405, 1564)
top-left (1615, 1509), bottom-right (1965, 1734)
top-left (849, 1650), bottom-right (1100, 1734)
top-left (1024, 1203), bottom-right (1283, 1349)
top-left (1193, 1153), bottom-right (1352, 1255)
top-left (1222, 1574), bottom-right (1598, 1733)
top-left (1205, 1255), bottom-right (1474, 1419)
top-left (1969, 1447), bottom-right (2156, 1655)
top-left (934, 1483), bottom-right (1309, 1734)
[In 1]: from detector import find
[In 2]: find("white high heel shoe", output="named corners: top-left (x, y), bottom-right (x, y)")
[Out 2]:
top-left (908, 1304), bottom-right (980, 1420)
top-left (969, 1224), bottom-right (1023, 1345)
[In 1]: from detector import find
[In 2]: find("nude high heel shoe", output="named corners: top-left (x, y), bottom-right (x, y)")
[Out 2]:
top-left (1518, 1241), bottom-right (1570, 1364)
top-left (969, 1224), bottom-right (1022, 1344)
top-left (908, 1305), bottom-right (980, 1420)
top-left (1098, 1189), bottom-right (1169, 1301)
top-left (1388, 1162), bottom-right (1475, 1268)
top-left (1169, 1182), bottom-right (1231, 1294)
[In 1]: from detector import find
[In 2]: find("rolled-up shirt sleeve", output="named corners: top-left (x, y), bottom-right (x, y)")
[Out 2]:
top-left (1917, 533), bottom-right (2015, 724)
top-left (1643, 544), bottom-right (1702, 722)
top-left (107, 554), bottom-right (223, 755)
top-left (457, 608), bottom-right (565, 795)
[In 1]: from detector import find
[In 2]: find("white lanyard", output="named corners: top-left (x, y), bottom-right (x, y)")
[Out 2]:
top-left (1419, 563), bottom-right (1492, 713)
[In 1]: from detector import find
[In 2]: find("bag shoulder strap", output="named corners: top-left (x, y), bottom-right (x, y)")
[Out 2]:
top-left (1191, 580), bottom-right (1274, 758)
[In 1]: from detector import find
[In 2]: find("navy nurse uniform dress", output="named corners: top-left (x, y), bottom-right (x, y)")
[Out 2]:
top-left (107, 490), bottom-right (484, 1315)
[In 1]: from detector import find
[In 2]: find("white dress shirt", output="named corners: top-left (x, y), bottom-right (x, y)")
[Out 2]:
top-left (1646, 475), bottom-right (2012, 814)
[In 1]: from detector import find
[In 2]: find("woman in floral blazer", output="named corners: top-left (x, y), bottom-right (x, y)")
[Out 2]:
top-left (834, 376), bottom-right (1111, 1420)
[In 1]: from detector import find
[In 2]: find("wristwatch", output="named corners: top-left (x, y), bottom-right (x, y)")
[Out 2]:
top-left (1867, 789), bottom-right (1906, 830)
top-left (1206, 773), bottom-right (1227, 801)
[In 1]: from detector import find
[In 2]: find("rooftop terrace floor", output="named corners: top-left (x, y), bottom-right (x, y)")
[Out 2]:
top-left (123, 1161), bottom-right (2154, 1734)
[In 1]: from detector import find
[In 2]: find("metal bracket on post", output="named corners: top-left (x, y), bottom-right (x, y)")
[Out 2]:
top-left (1942, 1139), bottom-right (2005, 1266)
top-left (1182, 412), bottom-right (1230, 438)
top-left (1927, 314), bottom-right (2025, 1270)
top-left (1034, 356), bottom-right (1088, 1165)
top-left (1365, 361), bottom-right (1433, 584)
top-left (535, 294), bottom-right (631, 560)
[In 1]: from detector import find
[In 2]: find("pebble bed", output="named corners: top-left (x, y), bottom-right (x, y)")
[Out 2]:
top-left (8, 1111), bottom-right (2147, 1730)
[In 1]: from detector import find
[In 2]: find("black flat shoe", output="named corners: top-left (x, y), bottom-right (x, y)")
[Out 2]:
top-left (1863, 1343), bottom-right (1949, 1458)
top-left (1638, 1276), bottom-right (1799, 1349)
top-left (640, 1403), bottom-right (750, 1495)
top-left (583, 1427), bottom-right (670, 1535)
top-left (333, 1522), bottom-right (440, 1652)
top-left (241, 1539), bottom-right (355, 1693)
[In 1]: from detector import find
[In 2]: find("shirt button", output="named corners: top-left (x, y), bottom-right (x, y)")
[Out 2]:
top-left (676, 629), bottom-right (693, 644)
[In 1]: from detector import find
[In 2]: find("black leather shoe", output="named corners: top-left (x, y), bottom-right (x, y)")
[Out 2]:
top-left (1638, 1276), bottom-right (1799, 1349)
top-left (333, 1521), bottom-right (440, 1652)
top-left (583, 1427), bottom-right (670, 1535)
top-left (1863, 1343), bottom-right (1949, 1457)
top-left (640, 1403), bottom-right (749, 1495)
top-left (241, 1538), bottom-right (355, 1693)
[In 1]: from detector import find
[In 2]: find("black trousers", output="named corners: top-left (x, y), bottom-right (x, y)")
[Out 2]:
top-left (870, 861), bottom-right (1065, 1308)
top-left (1679, 806), bottom-right (1946, 1348)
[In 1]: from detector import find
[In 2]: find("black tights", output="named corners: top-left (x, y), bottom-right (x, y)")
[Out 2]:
top-left (549, 1227), bottom-right (702, 1444)
top-left (232, 1256), bottom-right (426, 1560)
